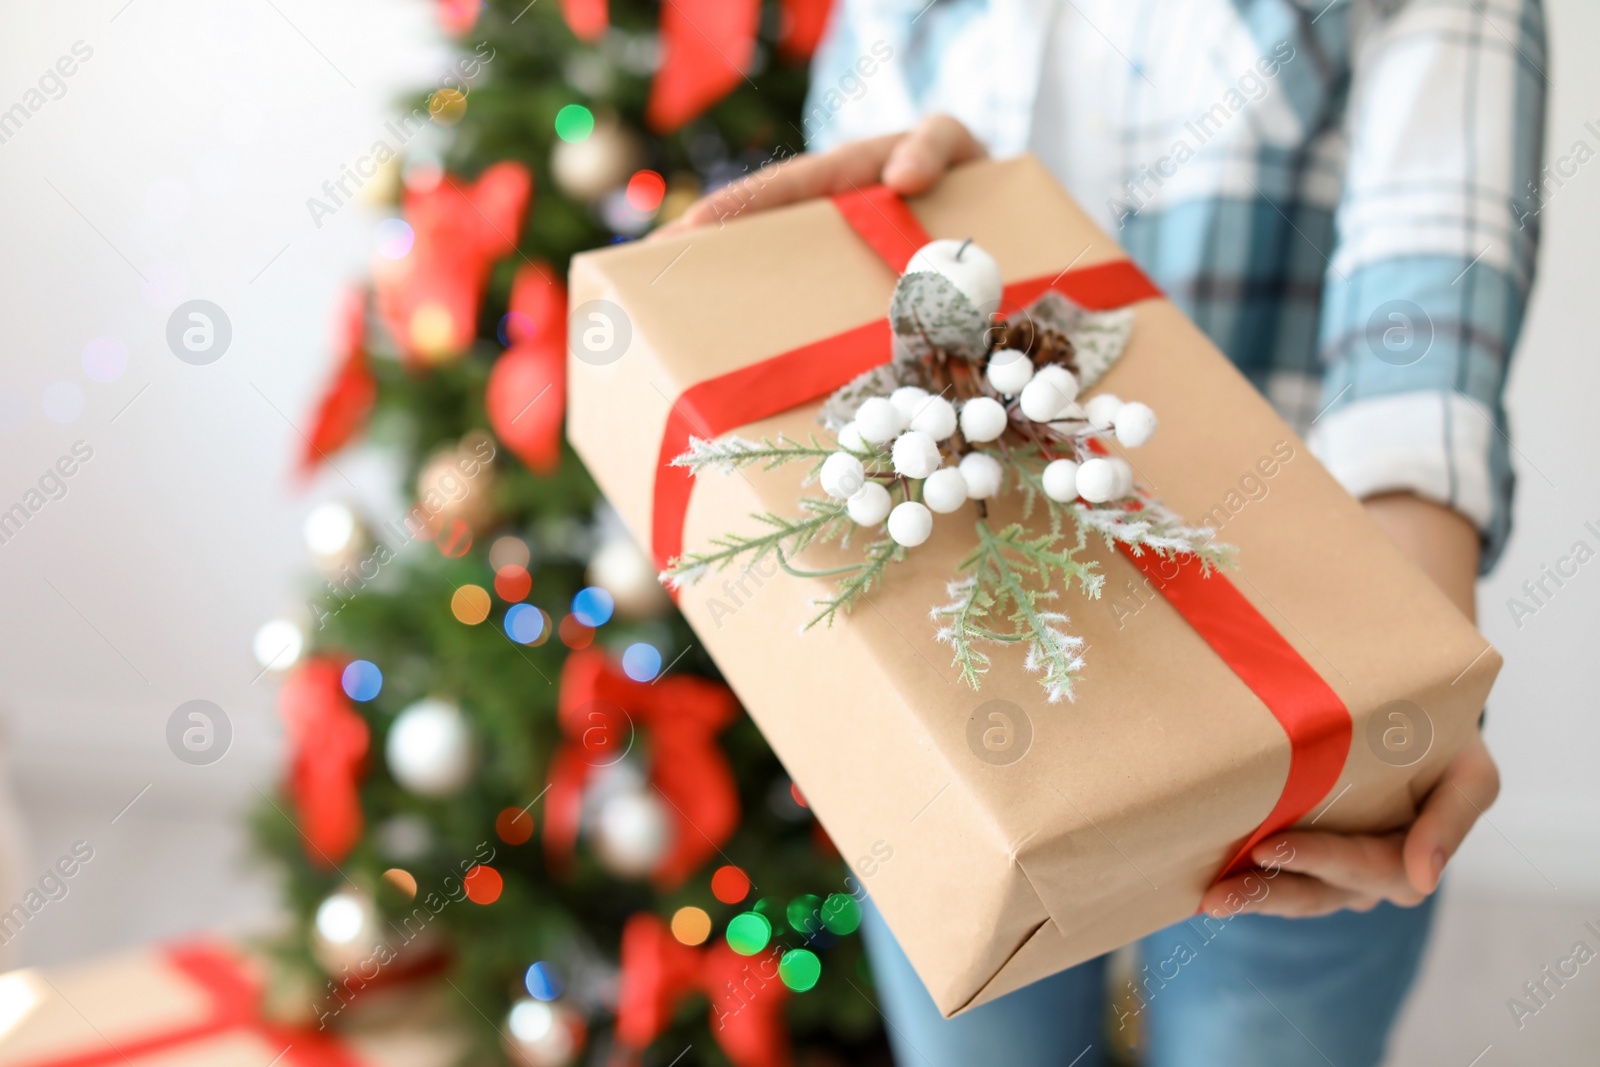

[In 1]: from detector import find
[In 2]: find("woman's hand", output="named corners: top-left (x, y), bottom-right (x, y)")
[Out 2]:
top-left (1200, 492), bottom-right (1500, 918)
top-left (652, 114), bottom-right (984, 237)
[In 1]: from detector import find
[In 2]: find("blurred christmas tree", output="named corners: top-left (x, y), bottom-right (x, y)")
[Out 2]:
top-left (250, 2), bottom-right (886, 1064)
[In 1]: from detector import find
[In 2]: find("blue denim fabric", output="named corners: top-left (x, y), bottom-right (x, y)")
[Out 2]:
top-left (860, 892), bottom-right (1439, 1067)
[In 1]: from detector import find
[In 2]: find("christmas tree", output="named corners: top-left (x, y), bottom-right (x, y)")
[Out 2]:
top-left (251, 2), bottom-right (886, 1064)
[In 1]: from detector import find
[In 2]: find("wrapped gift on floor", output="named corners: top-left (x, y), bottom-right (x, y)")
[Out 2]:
top-left (0, 942), bottom-right (463, 1067)
top-left (566, 156), bottom-right (1500, 1017)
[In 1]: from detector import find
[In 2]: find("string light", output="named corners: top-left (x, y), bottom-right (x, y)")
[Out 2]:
top-left (558, 614), bottom-right (594, 649)
top-left (554, 104), bottom-right (595, 142)
top-left (571, 586), bottom-right (614, 627)
top-left (625, 170), bottom-right (666, 213)
top-left (725, 912), bottom-right (771, 956)
top-left (382, 868), bottom-right (418, 899)
top-left (778, 948), bottom-right (821, 992)
top-left (341, 660), bottom-right (382, 702)
top-left (496, 806), bottom-right (534, 845)
top-left (621, 642), bottom-right (662, 682)
top-left (525, 961), bottom-right (563, 1001)
top-left (711, 865), bottom-right (750, 904)
top-left (671, 906), bottom-right (711, 946)
top-left (451, 585), bottom-right (492, 624)
top-left (463, 864), bottom-right (503, 904)
top-left (494, 565), bottom-right (532, 602)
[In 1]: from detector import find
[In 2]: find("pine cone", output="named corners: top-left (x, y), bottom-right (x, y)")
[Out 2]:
top-left (1033, 329), bottom-right (1078, 373)
top-left (991, 317), bottom-right (1037, 357)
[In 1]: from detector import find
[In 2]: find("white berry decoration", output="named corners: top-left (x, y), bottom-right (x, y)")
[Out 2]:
top-left (909, 395), bottom-right (958, 440)
top-left (819, 452), bottom-right (865, 499)
top-left (1110, 458), bottom-right (1136, 499)
top-left (887, 500), bottom-right (934, 547)
top-left (922, 468), bottom-right (969, 513)
top-left (1019, 376), bottom-right (1067, 422)
top-left (986, 349), bottom-right (1034, 397)
top-left (1042, 459), bottom-right (1081, 503)
top-left (1035, 364), bottom-right (1079, 405)
top-left (838, 421), bottom-right (867, 452)
top-left (855, 397), bottom-right (901, 444)
top-left (846, 482), bottom-right (892, 525)
top-left (907, 238), bottom-right (1004, 315)
top-left (1083, 393), bottom-right (1122, 429)
top-left (959, 396), bottom-right (1008, 443)
top-left (891, 430), bottom-right (942, 479)
top-left (958, 452), bottom-right (1004, 499)
top-left (1074, 458), bottom-right (1120, 504)
top-left (889, 386), bottom-right (930, 425)
top-left (1113, 402), bottom-right (1158, 447)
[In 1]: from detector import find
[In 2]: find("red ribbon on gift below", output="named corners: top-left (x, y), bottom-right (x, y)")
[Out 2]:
top-left (16, 942), bottom-right (366, 1067)
top-left (544, 649), bottom-right (740, 887)
top-left (280, 658), bottom-right (371, 869)
top-left (647, 185), bottom-right (1350, 882)
top-left (616, 914), bottom-right (791, 1067)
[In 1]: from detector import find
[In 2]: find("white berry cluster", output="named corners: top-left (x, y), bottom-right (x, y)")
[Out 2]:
top-left (819, 373), bottom-right (1159, 548)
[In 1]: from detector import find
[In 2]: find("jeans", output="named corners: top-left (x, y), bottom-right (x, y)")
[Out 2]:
top-left (860, 891), bottom-right (1438, 1067)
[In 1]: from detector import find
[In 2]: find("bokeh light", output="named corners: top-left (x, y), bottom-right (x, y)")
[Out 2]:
top-left (821, 892), bottom-right (862, 935)
top-left (621, 642), bottom-right (662, 682)
top-left (435, 518), bottom-right (473, 558)
top-left (489, 535), bottom-right (531, 570)
top-left (725, 912), bottom-right (771, 956)
top-left (496, 806), bottom-right (534, 845)
top-left (304, 502), bottom-right (357, 556)
top-left (428, 87), bottom-right (467, 124)
top-left (787, 894), bottom-right (823, 938)
top-left (374, 218), bottom-right (415, 259)
top-left (494, 565), bottom-right (532, 602)
top-left (409, 303), bottom-right (456, 359)
top-left (81, 336), bottom-right (127, 383)
top-left (711, 865), bottom-right (750, 904)
top-left (525, 961), bottom-right (563, 1001)
top-left (626, 170), bottom-right (666, 213)
top-left (558, 614), bottom-right (594, 650)
top-left (671, 906), bottom-right (712, 946)
top-left (570, 586), bottom-right (614, 627)
top-left (554, 103), bottom-right (595, 142)
top-left (382, 868), bottom-right (418, 899)
top-left (779, 948), bottom-right (821, 992)
top-left (341, 660), bottom-right (382, 702)
top-left (504, 603), bottom-right (545, 644)
top-left (251, 619), bottom-right (304, 670)
top-left (451, 585), bottom-right (492, 624)
top-left (463, 864), bottom-right (503, 904)
top-left (498, 310), bottom-right (534, 347)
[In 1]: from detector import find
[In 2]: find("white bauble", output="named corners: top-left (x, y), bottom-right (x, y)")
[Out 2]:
top-left (908, 395), bottom-right (957, 441)
top-left (1042, 459), bottom-right (1081, 503)
top-left (1113, 402), bottom-right (1158, 447)
top-left (985, 349), bottom-right (1034, 397)
top-left (854, 397), bottom-right (901, 444)
top-left (593, 790), bottom-right (672, 877)
top-left (891, 430), bottom-right (942, 479)
top-left (819, 452), bottom-right (866, 499)
top-left (312, 888), bottom-right (385, 974)
top-left (1019, 376), bottom-right (1068, 422)
top-left (888, 386), bottom-right (930, 425)
top-left (886, 501), bottom-right (934, 547)
top-left (1034, 365), bottom-right (1079, 405)
top-left (588, 534), bottom-right (670, 619)
top-left (922, 468), bottom-right (969, 513)
top-left (907, 239), bottom-right (1003, 315)
top-left (505, 999), bottom-right (584, 1067)
top-left (837, 422), bottom-right (867, 452)
top-left (1083, 393), bottom-right (1123, 430)
top-left (959, 397), bottom-right (1008, 443)
top-left (387, 699), bottom-right (475, 797)
top-left (1075, 458), bottom-right (1121, 503)
top-left (846, 482), bottom-right (892, 525)
top-left (1110, 458), bottom-right (1136, 498)
top-left (958, 453), bottom-right (1004, 499)
top-left (551, 121), bottom-right (642, 202)
top-left (252, 619), bottom-right (304, 672)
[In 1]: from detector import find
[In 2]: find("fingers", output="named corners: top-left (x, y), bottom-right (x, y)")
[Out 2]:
top-left (1198, 870), bottom-right (1376, 920)
top-left (1253, 831), bottom-right (1424, 907)
top-left (653, 114), bottom-right (985, 238)
top-left (881, 114), bottom-right (987, 194)
top-left (1403, 733), bottom-right (1500, 894)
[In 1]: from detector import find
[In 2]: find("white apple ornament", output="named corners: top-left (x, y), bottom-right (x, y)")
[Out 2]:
top-left (907, 239), bottom-right (1003, 316)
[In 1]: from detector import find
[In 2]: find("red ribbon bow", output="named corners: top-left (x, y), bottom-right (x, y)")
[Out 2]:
top-left (486, 263), bottom-right (568, 474)
top-left (372, 162), bottom-right (532, 365)
top-left (280, 657), bottom-right (371, 868)
top-left (544, 649), bottom-right (739, 887)
top-left (299, 287), bottom-right (377, 479)
top-left (616, 914), bottom-right (791, 1067)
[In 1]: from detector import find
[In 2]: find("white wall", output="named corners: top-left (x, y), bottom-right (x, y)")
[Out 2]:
top-left (0, 0), bottom-right (1594, 970)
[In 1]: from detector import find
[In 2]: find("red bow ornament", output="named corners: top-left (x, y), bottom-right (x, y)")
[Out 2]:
top-left (372, 162), bottom-right (532, 366)
top-left (298, 287), bottom-right (377, 479)
top-left (616, 914), bottom-right (791, 1067)
top-left (486, 263), bottom-right (567, 474)
top-left (279, 658), bottom-right (371, 867)
top-left (544, 649), bottom-right (738, 887)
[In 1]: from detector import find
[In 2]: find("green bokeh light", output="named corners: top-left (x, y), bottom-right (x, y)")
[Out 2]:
top-left (554, 104), bottom-right (594, 143)
top-left (779, 948), bottom-right (821, 992)
top-left (786, 894), bottom-right (823, 937)
top-left (820, 892), bottom-right (862, 935)
top-left (725, 912), bottom-right (772, 956)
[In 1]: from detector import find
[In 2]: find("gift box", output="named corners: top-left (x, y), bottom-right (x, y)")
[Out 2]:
top-left (0, 942), bottom-right (462, 1067)
top-left (566, 156), bottom-right (1500, 1017)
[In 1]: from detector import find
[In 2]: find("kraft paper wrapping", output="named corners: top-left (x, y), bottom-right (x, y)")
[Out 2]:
top-left (567, 156), bottom-right (1500, 1016)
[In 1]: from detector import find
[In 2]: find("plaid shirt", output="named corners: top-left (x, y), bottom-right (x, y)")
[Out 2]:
top-left (806, 0), bottom-right (1547, 570)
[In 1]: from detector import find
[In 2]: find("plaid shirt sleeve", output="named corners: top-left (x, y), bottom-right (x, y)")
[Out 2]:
top-left (1306, 0), bottom-right (1548, 572)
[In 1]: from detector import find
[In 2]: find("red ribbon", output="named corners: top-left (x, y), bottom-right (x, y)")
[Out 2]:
top-left (280, 658), bottom-right (371, 868)
top-left (487, 263), bottom-right (568, 474)
top-left (647, 186), bottom-right (1349, 880)
top-left (16, 942), bottom-right (366, 1067)
top-left (544, 650), bottom-right (740, 887)
top-left (616, 914), bottom-right (790, 1067)
top-left (299, 287), bottom-right (377, 479)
